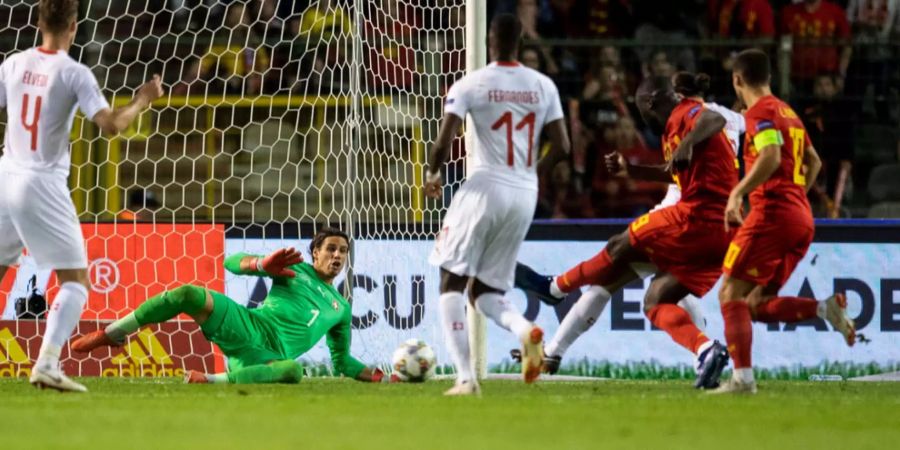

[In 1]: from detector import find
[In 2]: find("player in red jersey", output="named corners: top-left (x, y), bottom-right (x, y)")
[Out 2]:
top-left (517, 74), bottom-right (738, 389)
top-left (712, 49), bottom-right (856, 395)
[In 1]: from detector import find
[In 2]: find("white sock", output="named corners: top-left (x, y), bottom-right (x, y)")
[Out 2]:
top-left (439, 292), bottom-right (474, 383)
top-left (545, 286), bottom-right (611, 357)
top-left (734, 368), bottom-right (755, 384)
top-left (37, 282), bottom-right (88, 370)
top-left (816, 300), bottom-right (827, 319)
top-left (207, 373), bottom-right (229, 384)
top-left (550, 277), bottom-right (566, 298)
top-left (678, 295), bottom-right (705, 331)
top-left (475, 292), bottom-right (532, 339)
top-left (105, 312), bottom-right (140, 342)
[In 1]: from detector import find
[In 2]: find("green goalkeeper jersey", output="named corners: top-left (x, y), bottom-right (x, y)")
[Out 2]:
top-left (223, 254), bottom-right (366, 378)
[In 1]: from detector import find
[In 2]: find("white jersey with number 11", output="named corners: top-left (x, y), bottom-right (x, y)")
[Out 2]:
top-left (443, 61), bottom-right (564, 191)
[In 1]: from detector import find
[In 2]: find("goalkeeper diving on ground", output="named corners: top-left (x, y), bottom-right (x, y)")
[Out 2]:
top-left (73, 227), bottom-right (387, 384)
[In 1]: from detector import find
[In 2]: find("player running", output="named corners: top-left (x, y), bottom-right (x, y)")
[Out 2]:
top-left (423, 14), bottom-right (571, 396)
top-left (713, 49), bottom-right (855, 394)
top-left (0, 0), bottom-right (163, 392)
top-left (517, 74), bottom-right (739, 389)
top-left (73, 227), bottom-right (387, 384)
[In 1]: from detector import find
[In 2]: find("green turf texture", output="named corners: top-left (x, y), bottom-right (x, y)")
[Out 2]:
top-left (2, 378), bottom-right (898, 450)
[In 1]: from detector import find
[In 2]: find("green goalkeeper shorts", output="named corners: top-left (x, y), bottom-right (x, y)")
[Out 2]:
top-left (201, 291), bottom-right (285, 370)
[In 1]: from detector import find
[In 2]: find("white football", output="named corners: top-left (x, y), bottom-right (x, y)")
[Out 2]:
top-left (391, 339), bottom-right (437, 382)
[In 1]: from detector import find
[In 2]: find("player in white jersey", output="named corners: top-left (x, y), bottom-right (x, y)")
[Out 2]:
top-left (423, 14), bottom-right (571, 396)
top-left (0, 0), bottom-right (163, 392)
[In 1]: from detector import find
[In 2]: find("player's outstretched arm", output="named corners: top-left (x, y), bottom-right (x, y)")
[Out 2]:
top-left (537, 118), bottom-right (571, 176)
top-left (668, 110), bottom-right (726, 172)
top-left (423, 113), bottom-right (463, 199)
top-left (223, 248), bottom-right (303, 278)
top-left (605, 152), bottom-right (673, 183)
top-left (326, 309), bottom-right (385, 382)
top-left (92, 74), bottom-right (164, 135)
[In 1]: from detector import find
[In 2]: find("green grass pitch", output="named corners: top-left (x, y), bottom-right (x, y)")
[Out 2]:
top-left (2, 378), bottom-right (898, 450)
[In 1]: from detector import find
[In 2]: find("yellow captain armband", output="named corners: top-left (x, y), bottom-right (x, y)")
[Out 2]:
top-left (752, 128), bottom-right (784, 150)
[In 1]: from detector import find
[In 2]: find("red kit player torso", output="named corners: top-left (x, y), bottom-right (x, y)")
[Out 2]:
top-left (628, 98), bottom-right (739, 296)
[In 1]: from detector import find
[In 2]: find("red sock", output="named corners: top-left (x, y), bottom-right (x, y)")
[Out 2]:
top-left (753, 297), bottom-right (818, 323)
top-left (646, 304), bottom-right (709, 354)
top-left (556, 249), bottom-right (627, 293)
top-left (721, 301), bottom-right (753, 369)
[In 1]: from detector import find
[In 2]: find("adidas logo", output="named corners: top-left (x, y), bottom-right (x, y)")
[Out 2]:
top-left (0, 327), bottom-right (32, 378)
top-left (104, 329), bottom-right (184, 378)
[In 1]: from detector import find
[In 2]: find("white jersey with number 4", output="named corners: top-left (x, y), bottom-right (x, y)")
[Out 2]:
top-left (0, 48), bottom-right (109, 270)
top-left (0, 48), bottom-right (109, 177)
top-left (429, 61), bottom-right (564, 290)
top-left (656, 102), bottom-right (745, 210)
top-left (443, 61), bottom-right (564, 190)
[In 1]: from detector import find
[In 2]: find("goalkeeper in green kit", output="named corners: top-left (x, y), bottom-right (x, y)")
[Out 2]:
top-left (72, 228), bottom-right (386, 384)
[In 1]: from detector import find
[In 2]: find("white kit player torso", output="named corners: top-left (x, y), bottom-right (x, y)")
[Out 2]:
top-left (429, 61), bottom-right (564, 290)
top-left (654, 102), bottom-right (745, 210)
top-left (0, 48), bottom-right (109, 269)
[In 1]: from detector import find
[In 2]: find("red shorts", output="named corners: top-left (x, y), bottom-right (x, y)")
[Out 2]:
top-left (722, 209), bottom-right (814, 289)
top-left (628, 203), bottom-right (733, 297)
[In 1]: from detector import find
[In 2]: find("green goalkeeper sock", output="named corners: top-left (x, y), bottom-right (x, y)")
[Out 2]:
top-left (106, 285), bottom-right (208, 341)
top-left (226, 361), bottom-right (304, 384)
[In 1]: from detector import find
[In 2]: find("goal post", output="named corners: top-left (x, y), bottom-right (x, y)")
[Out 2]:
top-left (464, 0), bottom-right (489, 380)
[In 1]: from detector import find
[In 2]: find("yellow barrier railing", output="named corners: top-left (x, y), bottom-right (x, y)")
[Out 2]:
top-left (73, 95), bottom-right (426, 221)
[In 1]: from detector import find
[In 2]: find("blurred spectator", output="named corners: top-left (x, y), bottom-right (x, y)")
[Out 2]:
top-left (173, 2), bottom-right (270, 95)
top-left (802, 73), bottom-right (856, 217)
top-left (781, 0), bottom-right (852, 94)
top-left (632, 0), bottom-right (700, 73)
top-left (518, 0), bottom-right (561, 75)
top-left (364, 0), bottom-right (420, 92)
top-left (520, 46), bottom-right (544, 71)
top-left (845, 0), bottom-right (898, 122)
top-left (591, 116), bottom-right (666, 216)
top-left (643, 49), bottom-right (676, 78)
top-left (118, 190), bottom-right (162, 222)
top-left (289, 0), bottom-right (354, 94)
top-left (708, 0), bottom-right (776, 38)
top-left (536, 160), bottom-right (594, 218)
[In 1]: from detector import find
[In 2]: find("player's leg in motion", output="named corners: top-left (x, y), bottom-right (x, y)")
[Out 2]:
top-left (714, 276), bottom-right (759, 394)
top-left (437, 270), bottom-right (480, 396)
top-left (73, 285), bottom-right (304, 384)
top-left (748, 283), bottom-right (855, 347)
top-left (518, 231), bottom-right (640, 369)
top-left (643, 273), bottom-right (728, 389)
top-left (470, 278), bottom-right (544, 384)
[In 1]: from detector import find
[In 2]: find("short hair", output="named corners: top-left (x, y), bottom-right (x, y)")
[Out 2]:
top-left (637, 75), bottom-right (672, 98)
top-left (39, 0), bottom-right (79, 33)
top-left (733, 49), bottom-right (771, 87)
top-left (309, 226), bottom-right (350, 260)
top-left (490, 13), bottom-right (522, 55)
top-left (672, 72), bottom-right (711, 97)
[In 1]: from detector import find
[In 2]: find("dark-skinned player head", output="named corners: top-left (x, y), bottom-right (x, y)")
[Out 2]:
top-left (489, 14), bottom-right (522, 62)
top-left (732, 49), bottom-right (771, 107)
top-left (635, 76), bottom-right (679, 135)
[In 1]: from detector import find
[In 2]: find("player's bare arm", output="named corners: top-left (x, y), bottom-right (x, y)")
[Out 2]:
top-left (92, 74), bottom-right (164, 135)
top-left (667, 110), bottom-right (726, 172)
top-left (802, 144), bottom-right (822, 194)
top-left (725, 144), bottom-right (781, 230)
top-left (536, 118), bottom-right (571, 176)
top-left (604, 152), bottom-right (673, 183)
top-left (424, 113), bottom-right (463, 199)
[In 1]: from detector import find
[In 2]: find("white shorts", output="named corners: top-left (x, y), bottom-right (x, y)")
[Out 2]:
top-left (653, 183), bottom-right (681, 212)
top-left (0, 170), bottom-right (87, 270)
top-left (429, 176), bottom-right (536, 291)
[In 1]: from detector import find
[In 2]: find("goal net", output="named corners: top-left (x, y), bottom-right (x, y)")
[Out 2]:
top-left (0, 0), bottom-right (476, 378)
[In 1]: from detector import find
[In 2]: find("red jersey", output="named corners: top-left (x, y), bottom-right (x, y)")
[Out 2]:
top-left (742, 95), bottom-right (813, 219)
top-left (711, 0), bottom-right (775, 38)
top-left (781, 1), bottom-right (851, 79)
top-left (662, 99), bottom-right (739, 222)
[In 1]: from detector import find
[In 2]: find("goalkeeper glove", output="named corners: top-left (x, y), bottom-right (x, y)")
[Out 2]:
top-left (253, 248), bottom-right (303, 277)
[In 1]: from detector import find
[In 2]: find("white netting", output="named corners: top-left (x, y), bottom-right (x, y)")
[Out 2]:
top-left (0, 0), bottom-right (468, 377)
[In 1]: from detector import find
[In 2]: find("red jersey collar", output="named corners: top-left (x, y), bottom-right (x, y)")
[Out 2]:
top-left (36, 47), bottom-right (62, 55)
top-left (495, 60), bottom-right (520, 67)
